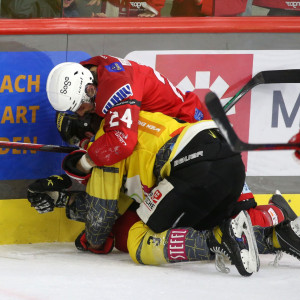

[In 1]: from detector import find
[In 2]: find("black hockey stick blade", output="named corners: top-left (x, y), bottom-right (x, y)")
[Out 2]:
top-left (223, 69), bottom-right (300, 113)
top-left (205, 91), bottom-right (300, 152)
top-left (0, 141), bottom-right (78, 153)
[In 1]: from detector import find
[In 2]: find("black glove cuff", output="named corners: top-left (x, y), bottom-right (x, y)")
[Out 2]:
top-left (63, 152), bottom-right (87, 177)
top-left (28, 174), bottom-right (72, 192)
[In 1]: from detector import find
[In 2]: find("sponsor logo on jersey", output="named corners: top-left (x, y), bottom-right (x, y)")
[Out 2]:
top-left (286, 2), bottom-right (300, 8)
top-left (137, 180), bottom-right (173, 222)
top-left (105, 62), bottom-right (125, 73)
top-left (168, 229), bottom-right (188, 260)
top-left (144, 197), bottom-right (155, 211)
top-left (173, 151), bottom-right (203, 167)
top-left (130, 2), bottom-right (143, 9)
top-left (268, 208), bottom-right (279, 225)
top-left (194, 108), bottom-right (204, 121)
top-left (138, 116), bottom-right (165, 137)
top-left (151, 190), bottom-right (162, 204)
top-left (102, 84), bottom-right (133, 114)
top-left (114, 130), bottom-right (128, 146)
top-left (144, 189), bottom-right (162, 210)
top-left (145, 189), bottom-right (162, 210)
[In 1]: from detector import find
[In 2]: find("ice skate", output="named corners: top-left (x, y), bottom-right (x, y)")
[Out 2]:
top-left (207, 210), bottom-right (260, 277)
top-left (269, 190), bottom-right (297, 221)
top-left (271, 216), bottom-right (300, 261)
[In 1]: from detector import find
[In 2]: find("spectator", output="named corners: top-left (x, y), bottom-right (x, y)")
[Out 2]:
top-left (2, 0), bottom-right (61, 18)
top-left (240, 0), bottom-right (253, 15)
top-left (75, 0), bottom-right (164, 17)
top-left (171, 0), bottom-right (249, 17)
top-left (170, 0), bottom-right (204, 16)
top-left (253, 0), bottom-right (300, 16)
top-left (63, 0), bottom-right (80, 17)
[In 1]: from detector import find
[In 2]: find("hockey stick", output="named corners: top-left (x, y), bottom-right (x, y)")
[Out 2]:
top-left (223, 69), bottom-right (300, 113)
top-left (0, 141), bottom-right (78, 153)
top-left (205, 91), bottom-right (300, 152)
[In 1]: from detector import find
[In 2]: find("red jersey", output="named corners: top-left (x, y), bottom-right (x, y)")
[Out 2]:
top-left (171, 0), bottom-right (247, 16)
top-left (253, 0), bottom-right (300, 10)
top-left (80, 55), bottom-right (208, 166)
top-left (106, 0), bottom-right (165, 16)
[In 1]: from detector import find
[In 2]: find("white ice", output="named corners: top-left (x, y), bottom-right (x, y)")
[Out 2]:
top-left (0, 243), bottom-right (299, 300)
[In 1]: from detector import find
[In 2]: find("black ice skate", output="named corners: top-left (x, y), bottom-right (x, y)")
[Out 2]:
top-left (272, 216), bottom-right (300, 261)
top-left (269, 190), bottom-right (297, 221)
top-left (208, 210), bottom-right (260, 277)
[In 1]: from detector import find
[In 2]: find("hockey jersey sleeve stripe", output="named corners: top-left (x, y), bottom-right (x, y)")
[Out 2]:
top-left (170, 126), bottom-right (185, 138)
top-left (97, 166), bottom-right (120, 173)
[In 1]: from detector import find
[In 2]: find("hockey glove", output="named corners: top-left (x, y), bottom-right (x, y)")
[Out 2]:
top-left (75, 230), bottom-right (114, 254)
top-left (79, 138), bottom-right (91, 150)
top-left (62, 150), bottom-right (91, 185)
top-left (27, 174), bottom-right (72, 213)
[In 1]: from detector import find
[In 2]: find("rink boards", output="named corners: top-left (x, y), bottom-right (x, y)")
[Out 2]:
top-left (0, 194), bottom-right (299, 245)
top-left (1, 18), bottom-right (300, 244)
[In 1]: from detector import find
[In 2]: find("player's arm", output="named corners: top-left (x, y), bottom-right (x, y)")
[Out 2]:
top-left (139, 0), bottom-right (165, 16)
top-left (87, 99), bottom-right (140, 166)
top-left (80, 160), bottom-right (125, 253)
top-left (27, 174), bottom-right (73, 213)
top-left (62, 99), bottom-right (140, 184)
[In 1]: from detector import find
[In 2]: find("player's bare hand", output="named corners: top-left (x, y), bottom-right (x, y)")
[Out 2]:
top-left (87, 0), bottom-right (101, 6)
top-left (63, 0), bottom-right (75, 8)
top-left (91, 12), bottom-right (107, 18)
top-left (138, 11), bottom-right (156, 17)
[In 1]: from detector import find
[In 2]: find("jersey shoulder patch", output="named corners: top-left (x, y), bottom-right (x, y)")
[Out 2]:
top-left (105, 62), bottom-right (125, 73)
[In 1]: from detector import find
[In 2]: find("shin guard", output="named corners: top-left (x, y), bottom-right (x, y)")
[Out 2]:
top-left (127, 221), bottom-right (212, 265)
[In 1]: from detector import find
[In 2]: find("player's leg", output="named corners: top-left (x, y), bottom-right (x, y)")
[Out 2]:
top-left (254, 217), bottom-right (300, 261)
top-left (127, 220), bottom-right (212, 265)
top-left (235, 182), bottom-right (297, 227)
top-left (128, 210), bottom-right (259, 276)
top-left (246, 192), bottom-right (297, 227)
top-left (208, 210), bottom-right (259, 276)
top-left (173, 128), bottom-right (246, 230)
top-left (137, 131), bottom-right (246, 232)
top-left (112, 204), bottom-right (140, 253)
top-left (268, 191), bottom-right (297, 221)
top-left (178, 153), bottom-right (245, 230)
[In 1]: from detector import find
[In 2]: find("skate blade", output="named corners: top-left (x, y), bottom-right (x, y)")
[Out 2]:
top-left (232, 210), bottom-right (260, 274)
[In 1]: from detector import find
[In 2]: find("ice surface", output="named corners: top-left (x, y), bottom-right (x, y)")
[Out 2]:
top-left (0, 243), bottom-right (299, 300)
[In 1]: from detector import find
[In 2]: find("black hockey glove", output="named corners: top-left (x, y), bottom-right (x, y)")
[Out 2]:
top-left (27, 174), bottom-right (72, 214)
top-left (62, 150), bottom-right (91, 185)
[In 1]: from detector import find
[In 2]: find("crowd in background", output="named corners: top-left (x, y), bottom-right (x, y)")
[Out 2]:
top-left (0, 0), bottom-right (300, 19)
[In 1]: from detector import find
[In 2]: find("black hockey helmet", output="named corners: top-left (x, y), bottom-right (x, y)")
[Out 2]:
top-left (55, 112), bottom-right (102, 145)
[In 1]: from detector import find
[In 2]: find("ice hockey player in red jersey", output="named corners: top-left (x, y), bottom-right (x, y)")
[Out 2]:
top-left (28, 111), bottom-right (298, 260)
top-left (46, 57), bottom-right (294, 231)
top-left (46, 56), bottom-right (209, 167)
top-left (86, 0), bottom-right (165, 17)
top-left (253, 0), bottom-right (300, 16)
top-left (27, 111), bottom-right (300, 276)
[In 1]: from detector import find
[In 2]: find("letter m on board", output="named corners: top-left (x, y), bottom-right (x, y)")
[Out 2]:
top-left (272, 91), bottom-right (300, 128)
